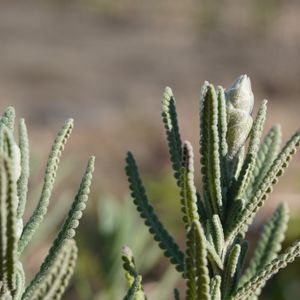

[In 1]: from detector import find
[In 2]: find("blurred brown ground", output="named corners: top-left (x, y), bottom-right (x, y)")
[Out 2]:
top-left (0, 0), bottom-right (299, 298)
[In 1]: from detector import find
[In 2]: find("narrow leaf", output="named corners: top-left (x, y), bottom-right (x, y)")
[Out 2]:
top-left (123, 276), bottom-right (143, 300)
top-left (22, 239), bottom-right (78, 300)
top-left (180, 141), bottom-right (200, 229)
top-left (200, 83), bottom-right (223, 217)
top-left (162, 87), bottom-right (182, 186)
top-left (0, 155), bottom-right (17, 292)
top-left (246, 124), bottom-right (281, 197)
top-left (211, 214), bottom-right (225, 256)
top-left (126, 152), bottom-right (184, 272)
top-left (0, 107), bottom-right (15, 131)
top-left (233, 241), bottom-right (300, 300)
top-left (194, 221), bottom-right (210, 300)
top-left (17, 119), bottom-right (30, 220)
top-left (226, 129), bottom-right (300, 242)
top-left (217, 86), bottom-right (229, 203)
top-left (211, 275), bottom-right (221, 300)
top-left (22, 157), bottom-right (94, 293)
top-left (18, 119), bottom-right (74, 254)
top-left (122, 246), bottom-right (146, 300)
top-left (222, 244), bottom-right (241, 299)
top-left (240, 203), bottom-right (289, 287)
top-left (234, 100), bottom-right (267, 201)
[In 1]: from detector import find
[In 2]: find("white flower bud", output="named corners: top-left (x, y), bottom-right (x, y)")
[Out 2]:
top-left (225, 74), bottom-right (254, 114)
top-left (226, 75), bottom-right (254, 159)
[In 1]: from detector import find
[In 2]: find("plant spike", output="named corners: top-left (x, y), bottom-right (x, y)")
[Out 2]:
top-left (162, 87), bottom-right (183, 186)
top-left (200, 83), bottom-right (223, 218)
top-left (124, 74), bottom-right (300, 300)
top-left (126, 152), bottom-right (185, 273)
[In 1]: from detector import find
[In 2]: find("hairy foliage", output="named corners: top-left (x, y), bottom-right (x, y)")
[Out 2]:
top-left (0, 107), bottom-right (94, 299)
top-left (124, 75), bottom-right (300, 299)
top-left (121, 246), bottom-right (146, 300)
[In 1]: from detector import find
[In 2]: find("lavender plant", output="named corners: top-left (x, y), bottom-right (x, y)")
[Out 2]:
top-left (0, 107), bottom-right (95, 299)
top-left (124, 75), bottom-right (300, 299)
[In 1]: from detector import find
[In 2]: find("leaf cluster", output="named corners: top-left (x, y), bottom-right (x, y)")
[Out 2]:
top-left (0, 107), bottom-right (95, 300)
top-left (124, 76), bottom-right (300, 299)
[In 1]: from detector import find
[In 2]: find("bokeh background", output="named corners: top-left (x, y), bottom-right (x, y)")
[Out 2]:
top-left (0, 0), bottom-right (300, 299)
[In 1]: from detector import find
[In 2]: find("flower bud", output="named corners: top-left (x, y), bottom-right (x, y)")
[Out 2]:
top-left (225, 74), bottom-right (254, 114)
top-left (226, 75), bottom-right (254, 159)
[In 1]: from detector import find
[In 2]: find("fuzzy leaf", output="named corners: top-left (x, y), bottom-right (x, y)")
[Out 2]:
top-left (22, 157), bottom-right (94, 295)
top-left (234, 100), bottom-right (267, 201)
top-left (18, 119), bottom-right (74, 254)
top-left (223, 244), bottom-right (241, 299)
top-left (200, 83), bottom-right (223, 217)
top-left (17, 119), bottom-right (30, 220)
top-left (122, 246), bottom-right (146, 300)
top-left (233, 240), bottom-right (300, 300)
top-left (0, 107), bottom-right (15, 131)
top-left (122, 246), bottom-right (138, 286)
top-left (22, 239), bottom-right (78, 300)
top-left (211, 275), bottom-right (221, 300)
top-left (123, 275), bottom-right (144, 300)
top-left (186, 221), bottom-right (210, 300)
top-left (179, 141), bottom-right (200, 229)
top-left (194, 221), bottom-right (210, 300)
top-left (240, 203), bottom-right (289, 287)
top-left (226, 129), bottom-right (300, 242)
top-left (206, 243), bottom-right (224, 271)
top-left (217, 86), bottom-right (229, 203)
top-left (162, 87), bottom-right (183, 186)
top-left (185, 224), bottom-right (197, 300)
top-left (0, 154), bottom-right (17, 293)
top-left (126, 152), bottom-right (184, 273)
top-left (211, 215), bottom-right (224, 256)
top-left (217, 86), bottom-right (228, 162)
top-left (13, 262), bottom-right (25, 300)
top-left (246, 124), bottom-right (281, 198)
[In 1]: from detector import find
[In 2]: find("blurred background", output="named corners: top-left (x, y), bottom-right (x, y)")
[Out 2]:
top-left (0, 0), bottom-right (300, 299)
